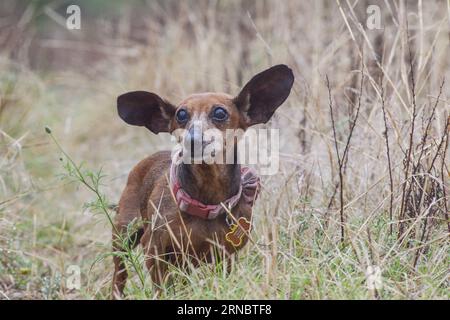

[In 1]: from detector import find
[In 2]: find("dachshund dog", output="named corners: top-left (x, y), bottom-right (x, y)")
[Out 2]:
top-left (112, 64), bottom-right (294, 298)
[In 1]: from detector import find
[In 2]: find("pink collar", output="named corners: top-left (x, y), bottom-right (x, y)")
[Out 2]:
top-left (169, 163), bottom-right (260, 220)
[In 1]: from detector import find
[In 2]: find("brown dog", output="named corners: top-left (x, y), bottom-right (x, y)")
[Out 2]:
top-left (112, 65), bottom-right (294, 298)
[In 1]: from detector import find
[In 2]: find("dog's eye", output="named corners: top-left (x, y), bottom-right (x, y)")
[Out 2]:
top-left (176, 109), bottom-right (189, 124)
top-left (212, 107), bottom-right (228, 121)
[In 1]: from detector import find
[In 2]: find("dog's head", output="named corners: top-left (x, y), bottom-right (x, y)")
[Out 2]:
top-left (117, 64), bottom-right (294, 163)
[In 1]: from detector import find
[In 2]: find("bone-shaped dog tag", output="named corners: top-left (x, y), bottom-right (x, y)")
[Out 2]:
top-left (225, 217), bottom-right (251, 247)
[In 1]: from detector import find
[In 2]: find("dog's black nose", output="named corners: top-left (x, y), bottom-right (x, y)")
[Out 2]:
top-left (184, 121), bottom-right (204, 161)
top-left (186, 122), bottom-right (203, 145)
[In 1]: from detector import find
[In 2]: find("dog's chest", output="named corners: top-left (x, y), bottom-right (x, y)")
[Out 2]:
top-left (186, 216), bottom-right (251, 253)
top-left (148, 183), bottom-right (253, 253)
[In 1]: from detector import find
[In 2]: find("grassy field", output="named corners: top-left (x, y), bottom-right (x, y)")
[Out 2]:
top-left (0, 0), bottom-right (449, 299)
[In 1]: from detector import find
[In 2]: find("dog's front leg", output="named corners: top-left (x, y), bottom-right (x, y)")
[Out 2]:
top-left (142, 228), bottom-right (170, 294)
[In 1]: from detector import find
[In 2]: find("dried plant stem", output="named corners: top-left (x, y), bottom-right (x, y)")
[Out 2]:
top-left (413, 80), bottom-right (444, 172)
top-left (441, 118), bottom-right (450, 234)
top-left (411, 94), bottom-right (448, 267)
top-left (326, 75), bottom-right (344, 242)
top-left (380, 83), bottom-right (394, 236)
top-left (398, 21), bottom-right (418, 239)
top-left (326, 69), bottom-right (364, 243)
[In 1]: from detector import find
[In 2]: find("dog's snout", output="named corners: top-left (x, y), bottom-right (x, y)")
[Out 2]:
top-left (186, 122), bottom-right (203, 145)
top-left (183, 121), bottom-right (204, 161)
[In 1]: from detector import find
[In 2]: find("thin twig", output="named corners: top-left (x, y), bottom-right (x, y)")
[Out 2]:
top-left (441, 117), bottom-right (450, 234)
top-left (380, 80), bottom-right (394, 236)
top-left (325, 66), bottom-right (364, 243)
top-left (326, 75), bottom-right (345, 243)
top-left (399, 19), bottom-right (418, 239)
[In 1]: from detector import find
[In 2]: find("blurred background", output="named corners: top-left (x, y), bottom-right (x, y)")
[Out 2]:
top-left (0, 0), bottom-right (448, 299)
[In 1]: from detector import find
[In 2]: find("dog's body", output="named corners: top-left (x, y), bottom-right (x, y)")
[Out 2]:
top-left (112, 65), bottom-right (294, 298)
top-left (112, 151), bottom-right (252, 294)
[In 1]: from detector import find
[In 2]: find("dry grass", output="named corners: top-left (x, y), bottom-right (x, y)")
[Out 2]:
top-left (0, 0), bottom-right (449, 299)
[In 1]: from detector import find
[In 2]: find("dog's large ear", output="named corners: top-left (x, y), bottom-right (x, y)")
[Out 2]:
top-left (117, 91), bottom-right (176, 133)
top-left (234, 64), bottom-right (294, 126)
